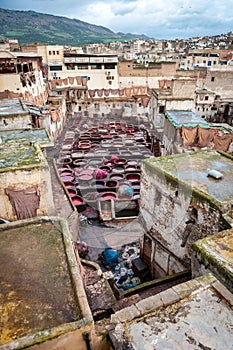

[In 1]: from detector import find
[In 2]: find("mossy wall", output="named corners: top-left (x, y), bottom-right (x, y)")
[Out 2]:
top-left (140, 157), bottom-right (230, 276)
top-left (0, 144), bottom-right (55, 220)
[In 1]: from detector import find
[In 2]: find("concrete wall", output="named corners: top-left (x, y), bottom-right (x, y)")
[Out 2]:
top-left (204, 70), bottom-right (233, 99)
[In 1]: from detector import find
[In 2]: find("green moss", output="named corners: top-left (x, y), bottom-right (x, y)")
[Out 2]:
top-left (192, 231), bottom-right (233, 281)
top-left (0, 129), bottom-right (50, 146)
top-left (0, 142), bottom-right (44, 170)
top-left (142, 150), bottom-right (233, 210)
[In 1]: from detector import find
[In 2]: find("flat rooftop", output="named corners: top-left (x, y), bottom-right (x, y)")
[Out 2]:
top-left (144, 150), bottom-right (233, 203)
top-left (121, 285), bottom-right (232, 349)
top-left (0, 220), bottom-right (81, 346)
top-left (0, 98), bottom-right (28, 116)
top-left (0, 128), bottom-right (52, 148)
top-left (165, 110), bottom-right (209, 128)
top-left (0, 142), bottom-right (44, 170)
top-left (110, 274), bottom-right (233, 350)
top-left (193, 229), bottom-right (233, 291)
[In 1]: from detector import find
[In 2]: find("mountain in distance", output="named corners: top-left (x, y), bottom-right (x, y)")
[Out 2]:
top-left (0, 8), bottom-right (151, 46)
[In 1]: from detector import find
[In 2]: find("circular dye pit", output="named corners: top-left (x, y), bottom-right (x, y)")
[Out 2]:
top-left (61, 175), bottom-right (74, 183)
top-left (101, 192), bottom-right (117, 200)
top-left (78, 174), bottom-right (93, 182)
top-left (126, 173), bottom-right (141, 182)
top-left (72, 195), bottom-right (84, 206)
top-left (106, 180), bottom-right (118, 188)
top-left (112, 166), bottom-right (125, 174)
top-left (114, 158), bottom-right (127, 165)
top-left (110, 173), bottom-right (124, 181)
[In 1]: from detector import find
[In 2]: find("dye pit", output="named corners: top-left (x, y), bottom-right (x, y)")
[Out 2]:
top-left (56, 115), bottom-right (157, 223)
top-left (54, 115), bottom-right (157, 296)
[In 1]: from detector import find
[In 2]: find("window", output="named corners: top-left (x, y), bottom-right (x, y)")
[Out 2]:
top-left (49, 51), bottom-right (52, 55)
top-left (56, 51), bottom-right (59, 55)
top-left (53, 51), bottom-right (55, 55)
top-left (77, 64), bottom-right (88, 70)
top-left (67, 63), bottom-right (75, 70)
top-left (211, 76), bottom-right (215, 82)
top-left (159, 106), bottom-right (165, 113)
top-left (23, 64), bottom-right (29, 73)
top-left (90, 64), bottom-right (102, 69)
top-left (104, 63), bottom-right (116, 69)
top-left (205, 96), bottom-right (209, 101)
top-left (49, 65), bottom-right (62, 71)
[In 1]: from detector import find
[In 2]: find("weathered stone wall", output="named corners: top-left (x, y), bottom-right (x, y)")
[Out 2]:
top-left (172, 79), bottom-right (196, 99)
top-left (0, 74), bottom-right (21, 92)
top-left (0, 156), bottom-right (55, 220)
top-left (0, 113), bottom-right (32, 129)
top-left (191, 229), bottom-right (233, 293)
top-left (140, 159), bottom-right (230, 277)
top-left (118, 61), bottom-right (178, 77)
top-left (165, 98), bottom-right (194, 111)
top-left (74, 100), bottom-right (150, 120)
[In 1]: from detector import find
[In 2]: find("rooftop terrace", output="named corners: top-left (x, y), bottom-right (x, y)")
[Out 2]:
top-left (193, 228), bottom-right (233, 292)
top-left (165, 110), bottom-right (209, 128)
top-left (0, 98), bottom-right (28, 116)
top-left (144, 150), bottom-right (233, 204)
top-left (110, 274), bottom-right (233, 350)
top-left (0, 142), bottom-right (44, 170)
top-left (0, 218), bottom-right (84, 347)
top-left (0, 128), bottom-right (52, 148)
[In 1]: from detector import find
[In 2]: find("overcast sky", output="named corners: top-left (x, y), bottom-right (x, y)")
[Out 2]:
top-left (1, 0), bottom-right (232, 39)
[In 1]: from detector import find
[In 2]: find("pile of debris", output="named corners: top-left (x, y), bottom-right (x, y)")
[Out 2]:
top-left (102, 243), bottom-right (142, 291)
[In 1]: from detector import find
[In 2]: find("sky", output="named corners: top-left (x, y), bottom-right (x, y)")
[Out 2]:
top-left (1, 0), bottom-right (233, 39)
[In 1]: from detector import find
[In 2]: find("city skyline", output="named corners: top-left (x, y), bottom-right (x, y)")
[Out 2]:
top-left (1, 0), bottom-right (232, 40)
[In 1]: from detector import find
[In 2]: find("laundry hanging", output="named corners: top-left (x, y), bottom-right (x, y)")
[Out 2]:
top-left (5, 187), bottom-right (40, 220)
top-left (181, 126), bottom-right (198, 147)
top-left (213, 132), bottom-right (233, 152)
top-left (197, 126), bottom-right (215, 148)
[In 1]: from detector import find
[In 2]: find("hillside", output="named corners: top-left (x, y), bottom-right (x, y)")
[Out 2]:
top-left (0, 8), bottom-right (150, 46)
